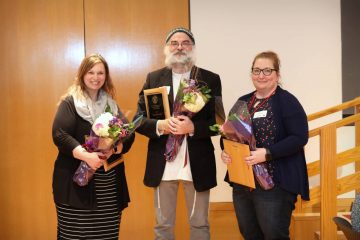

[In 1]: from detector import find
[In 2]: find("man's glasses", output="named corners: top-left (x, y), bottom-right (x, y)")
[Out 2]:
top-left (251, 68), bottom-right (277, 76)
top-left (168, 40), bottom-right (193, 48)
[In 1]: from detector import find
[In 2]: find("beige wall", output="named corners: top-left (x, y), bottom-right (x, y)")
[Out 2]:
top-left (0, 0), bottom-right (189, 239)
top-left (190, 0), bottom-right (343, 202)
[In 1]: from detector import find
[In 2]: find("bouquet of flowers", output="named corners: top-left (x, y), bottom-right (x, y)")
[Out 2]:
top-left (210, 100), bottom-right (274, 190)
top-left (73, 108), bottom-right (142, 186)
top-left (164, 78), bottom-right (211, 162)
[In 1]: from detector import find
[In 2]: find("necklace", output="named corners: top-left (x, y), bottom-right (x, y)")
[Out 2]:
top-left (248, 90), bottom-right (275, 116)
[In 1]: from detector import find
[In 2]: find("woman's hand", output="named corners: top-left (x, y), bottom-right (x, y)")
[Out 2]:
top-left (86, 152), bottom-right (106, 170)
top-left (245, 148), bottom-right (266, 166)
top-left (73, 145), bottom-right (105, 170)
top-left (98, 150), bottom-right (112, 160)
top-left (221, 150), bottom-right (232, 164)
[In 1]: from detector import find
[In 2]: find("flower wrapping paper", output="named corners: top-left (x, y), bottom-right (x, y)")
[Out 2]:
top-left (211, 100), bottom-right (274, 190)
top-left (73, 110), bottom-right (142, 186)
top-left (164, 78), bottom-right (211, 162)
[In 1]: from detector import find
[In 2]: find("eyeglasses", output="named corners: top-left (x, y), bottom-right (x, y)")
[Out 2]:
top-left (251, 68), bottom-right (277, 76)
top-left (168, 40), bottom-right (193, 48)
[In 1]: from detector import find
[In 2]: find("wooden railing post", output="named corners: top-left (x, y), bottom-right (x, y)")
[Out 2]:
top-left (320, 125), bottom-right (337, 240)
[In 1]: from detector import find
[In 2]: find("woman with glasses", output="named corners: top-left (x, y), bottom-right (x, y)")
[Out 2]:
top-left (221, 51), bottom-right (309, 239)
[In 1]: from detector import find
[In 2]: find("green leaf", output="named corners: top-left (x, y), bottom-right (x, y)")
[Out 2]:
top-left (209, 124), bottom-right (221, 133)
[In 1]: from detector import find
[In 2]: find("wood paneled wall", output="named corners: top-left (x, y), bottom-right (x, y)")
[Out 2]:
top-left (0, 1), bottom-right (84, 239)
top-left (0, 0), bottom-right (189, 239)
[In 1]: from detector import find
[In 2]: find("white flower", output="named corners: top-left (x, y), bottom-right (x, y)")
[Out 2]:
top-left (184, 93), bottom-right (206, 113)
top-left (92, 112), bottom-right (114, 137)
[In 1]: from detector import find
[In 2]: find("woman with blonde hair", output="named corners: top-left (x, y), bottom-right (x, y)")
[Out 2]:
top-left (52, 54), bottom-right (134, 239)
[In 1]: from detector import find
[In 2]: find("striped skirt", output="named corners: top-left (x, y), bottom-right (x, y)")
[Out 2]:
top-left (56, 168), bottom-right (121, 240)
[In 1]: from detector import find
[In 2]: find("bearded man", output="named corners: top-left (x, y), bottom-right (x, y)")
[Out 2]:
top-left (134, 27), bottom-right (225, 240)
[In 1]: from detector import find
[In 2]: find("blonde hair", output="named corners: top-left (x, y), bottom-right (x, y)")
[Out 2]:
top-left (60, 54), bottom-right (115, 102)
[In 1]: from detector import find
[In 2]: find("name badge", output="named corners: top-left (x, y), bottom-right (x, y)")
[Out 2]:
top-left (253, 110), bottom-right (267, 119)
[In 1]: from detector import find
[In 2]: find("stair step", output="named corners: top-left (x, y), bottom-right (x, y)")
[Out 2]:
top-left (314, 231), bottom-right (346, 240)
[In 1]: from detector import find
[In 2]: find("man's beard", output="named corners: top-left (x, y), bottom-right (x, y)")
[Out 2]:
top-left (164, 46), bottom-right (196, 70)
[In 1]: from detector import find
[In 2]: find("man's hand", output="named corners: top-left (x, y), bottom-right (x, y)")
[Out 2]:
top-left (157, 119), bottom-right (171, 134)
top-left (169, 115), bottom-right (194, 135)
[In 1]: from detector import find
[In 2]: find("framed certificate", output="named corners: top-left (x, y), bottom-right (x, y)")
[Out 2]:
top-left (223, 139), bottom-right (255, 188)
top-left (103, 156), bottom-right (124, 172)
top-left (144, 87), bottom-right (171, 119)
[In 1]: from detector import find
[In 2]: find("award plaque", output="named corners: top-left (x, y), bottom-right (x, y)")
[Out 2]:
top-left (103, 156), bottom-right (124, 172)
top-left (144, 87), bottom-right (171, 119)
top-left (96, 138), bottom-right (124, 172)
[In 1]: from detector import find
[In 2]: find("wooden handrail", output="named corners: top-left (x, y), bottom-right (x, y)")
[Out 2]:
top-left (308, 96), bottom-right (360, 121)
top-left (309, 113), bottom-right (360, 137)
